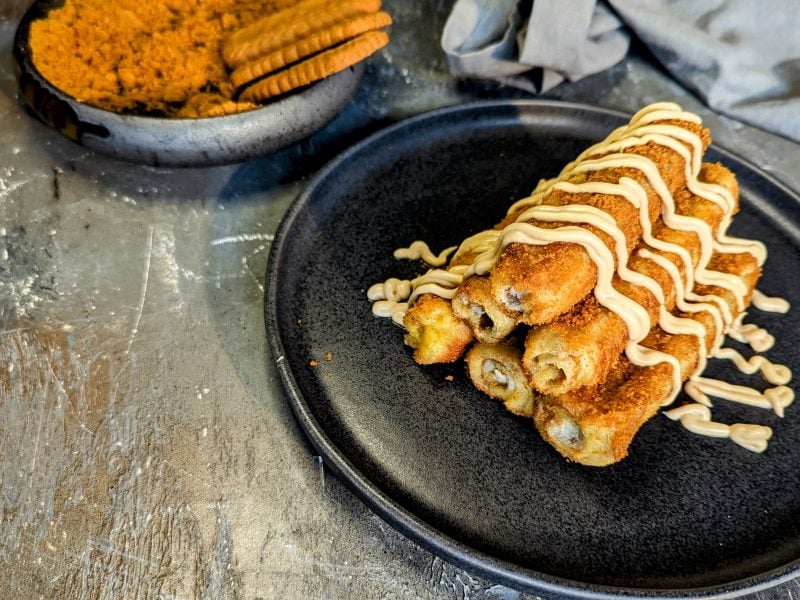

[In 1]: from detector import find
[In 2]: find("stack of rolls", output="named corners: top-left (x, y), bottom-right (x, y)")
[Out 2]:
top-left (368, 102), bottom-right (793, 467)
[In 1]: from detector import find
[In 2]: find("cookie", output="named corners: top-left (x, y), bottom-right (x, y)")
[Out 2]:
top-left (230, 11), bottom-right (392, 88)
top-left (177, 92), bottom-right (258, 118)
top-left (240, 30), bottom-right (388, 102)
top-left (224, 0), bottom-right (381, 68)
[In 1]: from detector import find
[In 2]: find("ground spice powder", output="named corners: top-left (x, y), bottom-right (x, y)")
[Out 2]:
top-left (29, 0), bottom-right (298, 117)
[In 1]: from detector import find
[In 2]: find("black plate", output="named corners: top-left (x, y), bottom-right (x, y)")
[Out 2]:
top-left (265, 100), bottom-right (800, 598)
top-left (13, 0), bottom-right (364, 166)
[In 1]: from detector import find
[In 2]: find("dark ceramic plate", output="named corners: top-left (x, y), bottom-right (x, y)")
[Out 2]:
top-left (13, 0), bottom-right (364, 167)
top-left (265, 100), bottom-right (800, 598)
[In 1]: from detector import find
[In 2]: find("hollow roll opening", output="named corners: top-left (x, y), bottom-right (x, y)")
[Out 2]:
top-left (502, 287), bottom-right (524, 314)
top-left (546, 413), bottom-right (584, 450)
top-left (532, 354), bottom-right (568, 388)
top-left (452, 278), bottom-right (518, 343)
top-left (466, 343), bottom-right (536, 418)
top-left (482, 359), bottom-right (516, 393)
top-left (478, 312), bottom-right (494, 333)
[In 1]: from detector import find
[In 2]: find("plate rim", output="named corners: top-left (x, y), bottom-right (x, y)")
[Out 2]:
top-left (264, 99), bottom-right (800, 599)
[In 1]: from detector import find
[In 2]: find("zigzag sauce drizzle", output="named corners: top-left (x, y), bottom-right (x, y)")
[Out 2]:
top-left (368, 103), bottom-right (793, 452)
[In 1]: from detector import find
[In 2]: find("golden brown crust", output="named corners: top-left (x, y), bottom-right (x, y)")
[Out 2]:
top-left (239, 30), bottom-right (388, 102)
top-left (403, 295), bottom-right (474, 364)
top-left (489, 123), bottom-right (710, 325)
top-left (535, 356), bottom-right (669, 467)
top-left (466, 342), bottom-right (537, 417)
top-left (699, 162), bottom-right (740, 214)
top-left (388, 110), bottom-right (764, 467)
top-left (520, 162), bottom-right (736, 395)
top-left (490, 242), bottom-right (598, 325)
top-left (534, 249), bottom-right (761, 466)
top-left (451, 276), bottom-right (518, 343)
top-left (523, 296), bottom-right (628, 396)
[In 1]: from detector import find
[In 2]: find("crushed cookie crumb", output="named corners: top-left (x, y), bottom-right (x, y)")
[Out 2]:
top-left (28, 0), bottom-right (298, 116)
top-left (445, 374), bottom-right (454, 382)
top-left (309, 360), bottom-right (318, 367)
top-left (325, 352), bottom-right (333, 361)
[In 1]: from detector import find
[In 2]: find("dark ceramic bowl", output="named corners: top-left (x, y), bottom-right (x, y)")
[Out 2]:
top-left (13, 0), bottom-right (365, 167)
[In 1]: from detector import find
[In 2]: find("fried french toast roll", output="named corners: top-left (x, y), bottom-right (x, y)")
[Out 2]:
top-left (450, 170), bottom-right (664, 342)
top-left (523, 165), bottom-right (739, 395)
top-left (698, 162), bottom-right (739, 202)
top-left (402, 294), bottom-right (473, 364)
top-left (534, 340), bottom-right (694, 467)
top-left (400, 232), bottom-right (502, 364)
top-left (521, 225), bottom-right (690, 395)
top-left (533, 251), bottom-right (761, 466)
top-left (398, 108), bottom-right (717, 364)
top-left (451, 276), bottom-right (518, 343)
top-left (466, 341), bottom-right (537, 417)
top-left (488, 120), bottom-right (711, 326)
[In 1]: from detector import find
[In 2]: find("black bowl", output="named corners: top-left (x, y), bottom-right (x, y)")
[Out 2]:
top-left (13, 0), bottom-right (365, 167)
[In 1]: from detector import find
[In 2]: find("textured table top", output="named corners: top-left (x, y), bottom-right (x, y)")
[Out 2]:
top-left (1, 1), bottom-right (800, 598)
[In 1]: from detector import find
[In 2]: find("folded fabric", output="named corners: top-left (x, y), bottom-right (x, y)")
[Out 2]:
top-left (441, 0), bottom-right (629, 94)
top-left (442, 0), bottom-right (800, 143)
top-left (608, 0), bottom-right (800, 143)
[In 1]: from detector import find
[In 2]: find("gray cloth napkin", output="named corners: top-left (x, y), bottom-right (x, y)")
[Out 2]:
top-left (441, 0), bottom-right (629, 94)
top-left (442, 0), bottom-right (800, 142)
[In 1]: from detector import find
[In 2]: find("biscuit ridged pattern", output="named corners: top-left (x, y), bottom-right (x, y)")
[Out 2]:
top-left (231, 12), bottom-right (392, 87)
top-left (223, 0), bottom-right (391, 101)
top-left (224, 0), bottom-right (383, 67)
top-left (239, 30), bottom-right (389, 102)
